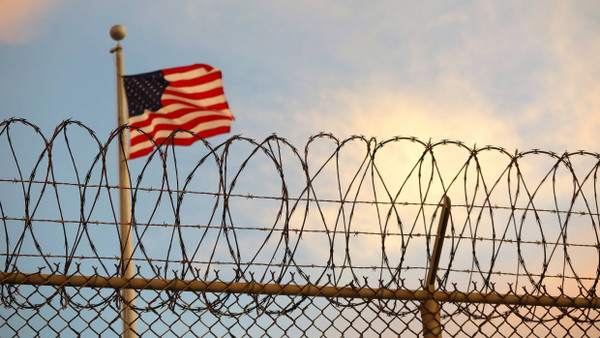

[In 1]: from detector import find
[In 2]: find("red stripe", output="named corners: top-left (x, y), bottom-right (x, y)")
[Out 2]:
top-left (160, 98), bottom-right (230, 110)
top-left (162, 87), bottom-right (224, 101)
top-left (161, 64), bottom-right (213, 76)
top-left (131, 114), bottom-right (232, 144)
top-left (130, 108), bottom-right (215, 128)
top-left (168, 71), bottom-right (222, 88)
top-left (129, 105), bottom-right (232, 129)
top-left (156, 126), bottom-right (231, 146)
top-left (129, 147), bottom-right (154, 159)
top-left (129, 126), bottom-right (230, 160)
top-left (130, 115), bottom-right (233, 145)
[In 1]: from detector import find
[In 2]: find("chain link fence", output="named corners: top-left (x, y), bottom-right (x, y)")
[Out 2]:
top-left (1, 119), bottom-right (599, 336)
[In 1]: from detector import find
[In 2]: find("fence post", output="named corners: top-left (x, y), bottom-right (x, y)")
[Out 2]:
top-left (419, 195), bottom-right (451, 338)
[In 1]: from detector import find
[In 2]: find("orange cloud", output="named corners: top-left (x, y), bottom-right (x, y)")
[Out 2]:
top-left (0, 0), bottom-right (64, 43)
top-left (296, 75), bottom-right (522, 151)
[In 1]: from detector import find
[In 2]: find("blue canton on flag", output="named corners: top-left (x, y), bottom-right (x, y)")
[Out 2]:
top-left (124, 71), bottom-right (169, 118)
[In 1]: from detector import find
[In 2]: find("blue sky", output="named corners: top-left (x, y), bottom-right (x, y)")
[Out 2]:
top-left (1, 4), bottom-right (600, 335)
top-left (1, 0), bottom-right (599, 152)
top-left (1, 0), bottom-right (600, 293)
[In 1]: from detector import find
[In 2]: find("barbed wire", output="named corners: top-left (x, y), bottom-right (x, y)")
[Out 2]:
top-left (4, 178), bottom-right (600, 217)
top-left (1, 118), bottom-right (600, 333)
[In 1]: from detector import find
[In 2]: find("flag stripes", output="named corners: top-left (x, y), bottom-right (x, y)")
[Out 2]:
top-left (124, 64), bottom-right (234, 159)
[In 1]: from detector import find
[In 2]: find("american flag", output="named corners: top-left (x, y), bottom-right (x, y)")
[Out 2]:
top-left (123, 64), bottom-right (234, 159)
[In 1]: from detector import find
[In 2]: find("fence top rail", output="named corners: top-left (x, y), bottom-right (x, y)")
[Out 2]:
top-left (2, 271), bottom-right (599, 309)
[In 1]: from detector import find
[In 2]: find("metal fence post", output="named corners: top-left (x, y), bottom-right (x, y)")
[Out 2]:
top-left (420, 195), bottom-right (451, 337)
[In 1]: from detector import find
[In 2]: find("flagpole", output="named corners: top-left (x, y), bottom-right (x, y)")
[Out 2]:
top-left (110, 24), bottom-right (137, 338)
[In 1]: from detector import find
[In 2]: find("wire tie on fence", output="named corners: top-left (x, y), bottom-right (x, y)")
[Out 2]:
top-left (90, 273), bottom-right (100, 291)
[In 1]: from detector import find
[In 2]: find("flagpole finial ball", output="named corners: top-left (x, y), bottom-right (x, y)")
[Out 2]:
top-left (110, 25), bottom-right (127, 41)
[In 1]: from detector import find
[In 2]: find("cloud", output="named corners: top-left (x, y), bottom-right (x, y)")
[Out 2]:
top-left (0, 0), bottom-right (64, 43)
top-left (272, 1), bottom-right (599, 154)
top-left (294, 75), bottom-right (522, 151)
top-left (536, 2), bottom-right (600, 152)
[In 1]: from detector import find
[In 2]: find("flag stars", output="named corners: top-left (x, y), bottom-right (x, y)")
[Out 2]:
top-left (123, 70), bottom-right (170, 117)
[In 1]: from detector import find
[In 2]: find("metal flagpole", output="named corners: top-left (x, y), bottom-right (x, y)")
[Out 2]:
top-left (110, 24), bottom-right (137, 338)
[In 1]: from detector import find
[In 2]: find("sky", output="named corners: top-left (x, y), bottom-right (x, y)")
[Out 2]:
top-left (1, 0), bottom-right (599, 270)
top-left (0, 1), bottom-right (599, 334)
top-left (0, 0), bottom-right (599, 153)
top-left (1, 0), bottom-right (600, 276)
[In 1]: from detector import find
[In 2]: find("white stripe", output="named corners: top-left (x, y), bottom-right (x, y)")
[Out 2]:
top-left (128, 104), bottom-right (200, 124)
top-left (128, 101), bottom-right (232, 124)
top-left (161, 93), bottom-right (227, 108)
top-left (165, 78), bottom-right (223, 94)
top-left (129, 110), bottom-right (233, 138)
top-left (164, 67), bottom-right (218, 82)
top-left (129, 119), bottom-right (232, 154)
